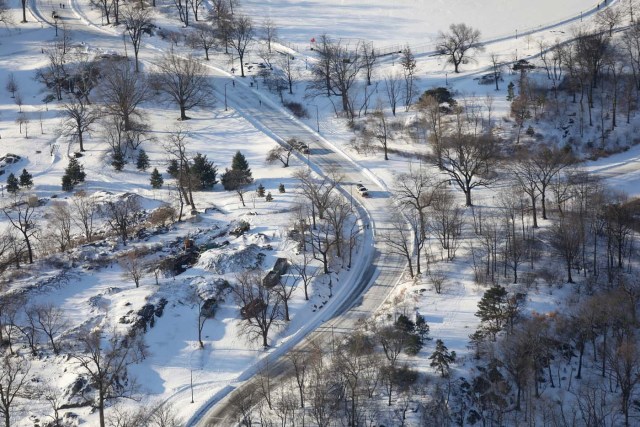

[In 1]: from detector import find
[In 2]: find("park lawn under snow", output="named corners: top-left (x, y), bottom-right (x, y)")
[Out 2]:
top-left (1, 0), bottom-right (640, 424)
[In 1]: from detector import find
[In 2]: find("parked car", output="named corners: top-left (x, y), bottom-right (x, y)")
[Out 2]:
top-left (291, 140), bottom-right (310, 154)
top-left (355, 184), bottom-right (369, 197)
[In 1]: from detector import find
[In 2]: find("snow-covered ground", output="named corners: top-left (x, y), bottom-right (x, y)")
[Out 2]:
top-left (0, 0), bottom-right (638, 424)
top-left (243, 0), bottom-right (599, 47)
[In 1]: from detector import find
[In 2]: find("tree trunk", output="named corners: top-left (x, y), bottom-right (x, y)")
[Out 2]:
top-left (98, 391), bottom-right (106, 427)
top-left (23, 231), bottom-right (33, 264)
top-left (531, 195), bottom-right (538, 228)
top-left (180, 105), bottom-right (188, 121)
top-left (465, 190), bottom-right (472, 207)
top-left (78, 131), bottom-right (85, 152)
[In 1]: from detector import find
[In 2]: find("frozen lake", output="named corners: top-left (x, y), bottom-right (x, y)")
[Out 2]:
top-left (241, 0), bottom-right (602, 47)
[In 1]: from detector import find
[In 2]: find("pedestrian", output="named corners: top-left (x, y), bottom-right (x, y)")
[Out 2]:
top-left (259, 99), bottom-right (262, 106)
top-left (232, 80), bottom-right (235, 87)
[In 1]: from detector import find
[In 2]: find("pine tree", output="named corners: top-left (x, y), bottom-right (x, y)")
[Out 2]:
top-left (19, 169), bottom-right (33, 189)
top-left (150, 168), bottom-right (164, 189)
top-left (62, 158), bottom-right (86, 191)
top-left (136, 149), bottom-right (150, 171)
top-left (167, 159), bottom-right (179, 179)
top-left (111, 148), bottom-right (126, 171)
top-left (475, 285), bottom-right (509, 340)
top-left (231, 151), bottom-right (251, 174)
top-left (265, 191), bottom-right (273, 202)
top-left (278, 183), bottom-right (285, 193)
top-left (429, 339), bottom-right (456, 377)
top-left (507, 81), bottom-right (515, 101)
top-left (257, 183), bottom-right (265, 197)
top-left (6, 173), bottom-right (19, 194)
top-left (62, 174), bottom-right (74, 192)
top-left (190, 153), bottom-right (218, 190)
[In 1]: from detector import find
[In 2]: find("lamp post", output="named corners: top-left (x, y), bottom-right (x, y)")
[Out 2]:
top-left (224, 82), bottom-right (229, 111)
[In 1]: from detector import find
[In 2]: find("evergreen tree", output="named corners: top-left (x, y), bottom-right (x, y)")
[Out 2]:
top-left (429, 339), bottom-right (456, 377)
top-left (6, 173), bottom-right (19, 194)
top-left (150, 168), bottom-right (164, 189)
top-left (265, 191), bottom-right (273, 202)
top-left (111, 148), bottom-right (126, 171)
top-left (190, 153), bottom-right (218, 190)
top-left (19, 169), bottom-right (33, 189)
top-left (231, 151), bottom-right (251, 174)
top-left (506, 81), bottom-right (515, 101)
top-left (167, 159), bottom-right (179, 179)
top-left (257, 183), bottom-right (265, 197)
top-left (278, 183), bottom-right (285, 193)
top-left (136, 149), bottom-right (150, 171)
top-left (62, 158), bottom-right (86, 191)
top-left (475, 285), bottom-right (509, 340)
top-left (62, 174), bottom-right (74, 192)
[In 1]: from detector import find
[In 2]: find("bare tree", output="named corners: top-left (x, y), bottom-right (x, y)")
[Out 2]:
top-left (120, 250), bottom-right (145, 287)
top-left (380, 212), bottom-right (415, 278)
top-left (438, 133), bottom-right (499, 206)
top-left (363, 106), bottom-right (392, 160)
top-left (5, 73), bottom-right (17, 99)
top-left (122, 5), bottom-right (154, 73)
top-left (229, 16), bottom-right (255, 77)
top-left (276, 53), bottom-right (296, 94)
top-left (154, 49), bottom-right (213, 120)
top-left (70, 190), bottom-right (98, 243)
top-left (287, 349), bottom-right (312, 408)
top-left (187, 23), bottom-right (217, 60)
top-left (273, 273), bottom-right (297, 322)
top-left (531, 147), bottom-right (574, 220)
top-left (100, 62), bottom-right (148, 131)
top-left (384, 72), bottom-right (402, 116)
top-left (596, 7), bottom-right (623, 37)
top-left (234, 270), bottom-right (282, 348)
top-left (61, 96), bottom-right (99, 152)
top-left (0, 296), bottom-right (23, 355)
top-left (266, 143), bottom-right (294, 167)
top-left (430, 188), bottom-right (464, 261)
top-left (489, 53), bottom-right (503, 91)
top-left (186, 282), bottom-right (216, 348)
top-left (359, 41), bottom-right (377, 86)
top-left (0, 355), bottom-right (30, 427)
top-left (101, 195), bottom-right (142, 245)
top-left (509, 153), bottom-right (541, 228)
top-left (293, 168), bottom-right (342, 227)
top-left (47, 201), bottom-right (73, 252)
top-left (30, 303), bottom-right (67, 355)
top-left (310, 38), bottom-right (362, 118)
top-left (437, 23), bottom-right (484, 73)
top-left (418, 95), bottom-right (446, 168)
top-left (400, 47), bottom-right (417, 110)
top-left (2, 195), bottom-right (37, 264)
top-left (290, 248), bottom-right (319, 301)
top-left (549, 215), bottom-right (582, 283)
top-left (262, 18), bottom-right (278, 53)
top-left (164, 126), bottom-right (196, 212)
top-left (71, 327), bottom-right (147, 427)
top-left (0, 0), bottom-right (12, 26)
top-left (393, 167), bottom-right (441, 275)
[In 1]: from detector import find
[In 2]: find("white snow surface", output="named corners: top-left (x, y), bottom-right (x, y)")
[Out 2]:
top-left (0, 0), bottom-right (638, 425)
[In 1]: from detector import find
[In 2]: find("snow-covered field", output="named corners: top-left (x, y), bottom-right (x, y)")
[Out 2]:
top-left (243, 0), bottom-right (599, 47)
